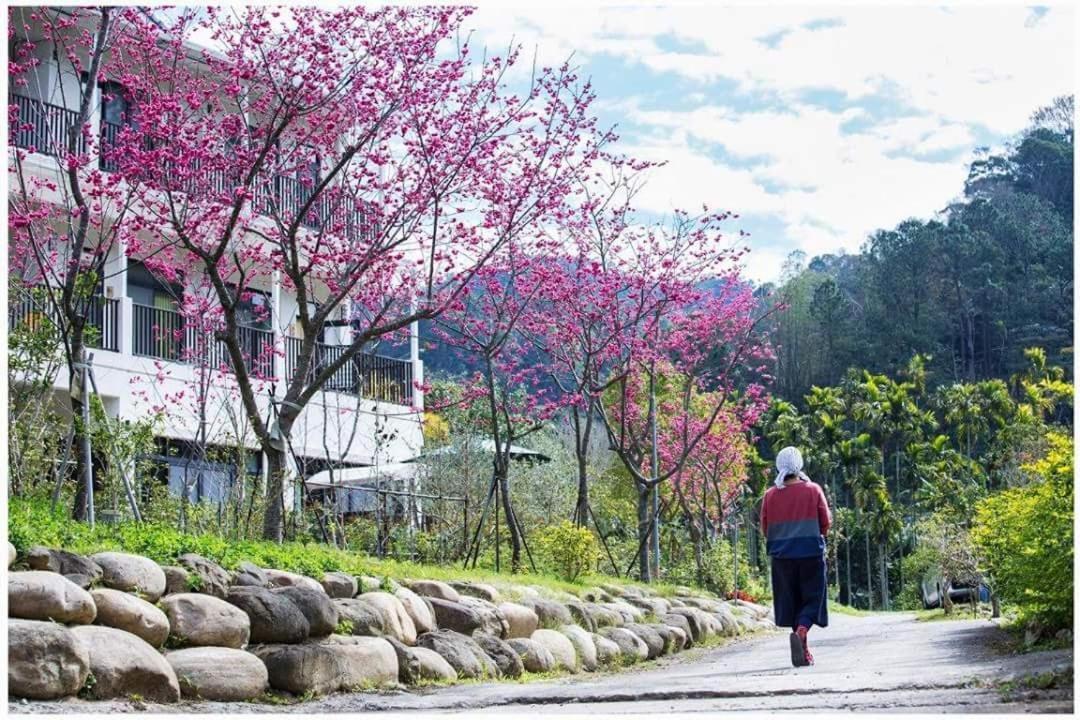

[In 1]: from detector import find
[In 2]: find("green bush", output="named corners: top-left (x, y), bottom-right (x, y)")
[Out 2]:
top-left (972, 432), bottom-right (1073, 629)
top-left (535, 520), bottom-right (601, 582)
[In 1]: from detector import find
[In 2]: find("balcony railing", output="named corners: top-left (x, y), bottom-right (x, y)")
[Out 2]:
top-left (9, 93), bottom-right (87, 157)
top-left (131, 303), bottom-right (274, 379)
top-left (8, 290), bottom-right (119, 352)
top-left (285, 336), bottom-right (413, 406)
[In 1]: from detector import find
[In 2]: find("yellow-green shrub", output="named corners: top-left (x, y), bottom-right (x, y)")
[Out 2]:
top-left (535, 520), bottom-right (601, 582)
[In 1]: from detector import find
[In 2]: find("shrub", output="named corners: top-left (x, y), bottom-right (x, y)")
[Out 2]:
top-left (535, 520), bottom-right (601, 582)
top-left (972, 432), bottom-right (1073, 629)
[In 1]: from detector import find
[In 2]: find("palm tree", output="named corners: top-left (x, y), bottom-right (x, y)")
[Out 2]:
top-left (851, 466), bottom-right (887, 609)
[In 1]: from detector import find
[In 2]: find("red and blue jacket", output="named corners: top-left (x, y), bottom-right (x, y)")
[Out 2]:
top-left (759, 480), bottom-right (832, 559)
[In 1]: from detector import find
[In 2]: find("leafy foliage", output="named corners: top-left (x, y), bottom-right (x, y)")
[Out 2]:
top-left (972, 432), bottom-right (1073, 629)
top-left (535, 521), bottom-right (602, 582)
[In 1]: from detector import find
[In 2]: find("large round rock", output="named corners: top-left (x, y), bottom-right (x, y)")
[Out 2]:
top-left (591, 633), bottom-right (622, 667)
top-left (254, 637), bottom-right (397, 695)
top-left (507, 638), bottom-right (556, 673)
top-left (26, 547), bottom-right (103, 582)
top-left (499, 602), bottom-right (539, 639)
top-left (519, 598), bottom-right (573, 628)
top-left (598, 626), bottom-right (648, 663)
top-left (167, 646), bottom-right (269, 700)
top-left (91, 588), bottom-right (170, 647)
top-left (91, 552), bottom-right (167, 602)
top-left (70, 625), bottom-right (180, 702)
top-left (226, 587), bottom-right (308, 643)
top-left (231, 562), bottom-right (268, 588)
top-left (162, 566), bottom-right (190, 596)
top-left (177, 553), bottom-right (232, 599)
top-left (625, 623), bottom-right (665, 659)
top-left (264, 569), bottom-right (325, 594)
top-left (162, 593), bottom-right (251, 648)
top-left (358, 592), bottom-right (417, 645)
top-left (395, 587), bottom-right (436, 634)
top-left (560, 625), bottom-right (598, 671)
top-left (9, 571), bottom-right (96, 624)
top-left (322, 635), bottom-right (400, 690)
top-left (321, 572), bottom-right (357, 599)
top-left (531, 628), bottom-right (578, 673)
top-left (427, 597), bottom-right (482, 635)
top-left (459, 596), bottom-right (509, 638)
top-left (272, 586), bottom-right (338, 638)
top-left (407, 580), bottom-right (461, 603)
top-left (475, 633), bottom-right (523, 678)
top-left (9, 619), bottom-right (91, 700)
top-left (333, 598), bottom-right (386, 636)
top-left (416, 629), bottom-right (498, 679)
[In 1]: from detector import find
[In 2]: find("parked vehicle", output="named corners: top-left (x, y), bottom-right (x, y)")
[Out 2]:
top-left (920, 570), bottom-right (989, 609)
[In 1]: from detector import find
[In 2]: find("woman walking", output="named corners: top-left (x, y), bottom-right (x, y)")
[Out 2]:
top-left (760, 446), bottom-right (832, 667)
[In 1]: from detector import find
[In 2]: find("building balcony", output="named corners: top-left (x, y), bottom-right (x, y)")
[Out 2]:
top-left (11, 92), bottom-right (377, 244)
top-left (9, 291), bottom-right (413, 407)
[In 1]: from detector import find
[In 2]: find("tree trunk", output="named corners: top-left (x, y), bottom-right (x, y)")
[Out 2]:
top-left (845, 538), bottom-right (852, 606)
top-left (879, 541), bottom-right (889, 610)
top-left (864, 532), bottom-right (873, 610)
top-left (638, 483), bottom-right (652, 583)
top-left (496, 458), bottom-right (521, 573)
top-left (991, 593), bottom-right (1001, 618)
top-left (571, 407), bottom-right (592, 526)
top-left (263, 444), bottom-right (289, 542)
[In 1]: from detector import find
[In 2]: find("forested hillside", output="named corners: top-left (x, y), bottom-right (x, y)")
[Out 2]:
top-left (762, 96), bottom-right (1073, 402)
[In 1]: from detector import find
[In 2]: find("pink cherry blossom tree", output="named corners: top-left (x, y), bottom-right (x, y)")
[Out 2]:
top-left (88, 6), bottom-right (610, 540)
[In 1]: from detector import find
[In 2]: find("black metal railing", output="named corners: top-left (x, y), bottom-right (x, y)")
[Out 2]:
top-left (99, 119), bottom-right (121, 172)
top-left (8, 289), bottom-right (119, 352)
top-left (131, 302), bottom-right (274, 378)
top-left (284, 336), bottom-right (413, 406)
top-left (9, 93), bottom-right (87, 157)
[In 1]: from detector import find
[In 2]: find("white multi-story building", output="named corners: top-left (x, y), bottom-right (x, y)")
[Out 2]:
top-left (8, 14), bottom-right (424, 514)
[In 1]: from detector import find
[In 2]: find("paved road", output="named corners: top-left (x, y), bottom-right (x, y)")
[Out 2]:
top-left (12, 613), bottom-right (1073, 714)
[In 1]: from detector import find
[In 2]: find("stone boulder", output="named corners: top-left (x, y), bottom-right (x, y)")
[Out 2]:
top-left (645, 623), bottom-right (677, 654)
top-left (333, 598), bottom-right (385, 636)
top-left (459, 596), bottom-right (509, 638)
top-left (427, 597), bottom-right (481, 635)
top-left (166, 647), bottom-right (268, 701)
top-left (231, 562), bottom-right (268, 588)
top-left (384, 637), bottom-right (457, 684)
top-left (499, 602), bottom-right (539, 639)
top-left (415, 629), bottom-right (498, 679)
top-left (475, 633), bottom-right (523, 678)
top-left (321, 572), bottom-right (357, 599)
top-left (91, 588), bottom-right (169, 647)
top-left (26, 547), bottom-right (103, 583)
top-left (559, 625), bottom-right (598, 671)
top-left (8, 542), bottom-right (15, 568)
top-left (357, 575), bottom-right (383, 594)
top-left (264, 569), bottom-right (325, 594)
top-left (665, 625), bottom-right (689, 651)
top-left (9, 619), bottom-right (91, 700)
top-left (666, 607), bottom-right (708, 643)
top-left (580, 587), bottom-right (614, 603)
top-left (590, 633), bottom-right (622, 667)
top-left (565, 601), bottom-right (597, 632)
top-left (254, 637), bottom-right (397, 695)
top-left (451, 581), bottom-right (500, 603)
top-left (711, 605), bottom-right (740, 637)
top-left (598, 626), bottom-right (648, 663)
top-left (91, 552), bottom-right (167, 602)
top-left (662, 613), bottom-right (694, 645)
top-left (519, 597), bottom-right (573, 628)
top-left (162, 566), bottom-right (190, 596)
top-left (316, 635), bottom-right (399, 690)
top-left (582, 602), bottom-right (623, 629)
top-left (9, 571), bottom-right (96, 624)
top-left (395, 587), bottom-right (436, 634)
top-left (531, 628), bottom-right (578, 673)
top-left (407, 580), bottom-right (461, 603)
top-left (272, 586), bottom-right (338, 638)
top-left (626, 595), bottom-right (671, 616)
top-left (63, 573), bottom-right (94, 590)
top-left (177, 553), bottom-right (231, 599)
top-left (163, 593), bottom-right (251, 648)
top-left (625, 623), bottom-right (665, 659)
top-left (507, 638), bottom-right (556, 673)
top-left (70, 625), bottom-right (180, 703)
top-left (226, 587), bottom-right (308, 644)
top-left (734, 598), bottom-right (772, 619)
top-left (358, 592), bottom-right (417, 645)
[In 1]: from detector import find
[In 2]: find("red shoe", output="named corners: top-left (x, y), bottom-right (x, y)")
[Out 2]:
top-left (797, 626), bottom-right (814, 666)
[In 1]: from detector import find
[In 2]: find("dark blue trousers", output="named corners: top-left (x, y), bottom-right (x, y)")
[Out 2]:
top-left (771, 555), bottom-right (829, 630)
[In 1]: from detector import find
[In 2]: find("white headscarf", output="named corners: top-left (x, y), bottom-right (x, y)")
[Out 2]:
top-left (775, 446), bottom-right (810, 489)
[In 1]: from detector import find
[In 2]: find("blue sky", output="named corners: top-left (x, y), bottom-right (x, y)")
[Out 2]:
top-left (466, 4), bottom-right (1075, 283)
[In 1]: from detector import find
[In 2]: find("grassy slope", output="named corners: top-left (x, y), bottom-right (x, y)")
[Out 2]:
top-left (8, 496), bottom-right (705, 600)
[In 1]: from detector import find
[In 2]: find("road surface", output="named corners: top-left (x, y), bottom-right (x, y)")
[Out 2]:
top-left (12, 612), bottom-right (1073, 714)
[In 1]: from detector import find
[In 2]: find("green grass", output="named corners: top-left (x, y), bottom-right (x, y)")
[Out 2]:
top-left (915, 604), bottom-right (992, 622)
top-left (830, 603), bottom-right (879, 617)
top-left (7, 495), bottom-right (699, 601)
